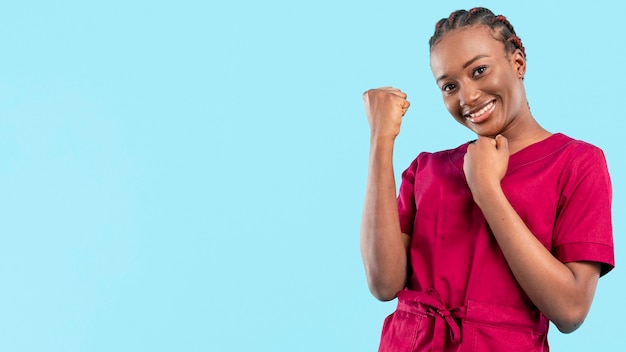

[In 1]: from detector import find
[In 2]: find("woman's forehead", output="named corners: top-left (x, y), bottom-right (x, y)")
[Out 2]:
top-left (429, 26), bottom-right (506, 75)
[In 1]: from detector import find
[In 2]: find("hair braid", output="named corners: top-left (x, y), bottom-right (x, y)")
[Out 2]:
top-left (447, 11), bottom-right (458, 26)
top-left (429, 7), bottom-right (526, 59)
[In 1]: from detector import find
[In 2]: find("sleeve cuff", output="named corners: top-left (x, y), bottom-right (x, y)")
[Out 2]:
top-left (553, 242), bottom-right (615, 277)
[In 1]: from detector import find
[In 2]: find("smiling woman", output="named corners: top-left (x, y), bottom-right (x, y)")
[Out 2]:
top-left (360, 7), bottom-right (614, 352)
top-left (430, 25), bottom-right (546, 151)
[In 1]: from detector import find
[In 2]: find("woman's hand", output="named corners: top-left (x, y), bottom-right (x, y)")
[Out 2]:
top-left (363, 87), bottom-right (410, 140)
top-left (463, 135), bottom-right (509, 204)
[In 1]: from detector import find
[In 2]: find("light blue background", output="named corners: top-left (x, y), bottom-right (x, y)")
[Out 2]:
top-left (0, 1), bottom-right (622, 351)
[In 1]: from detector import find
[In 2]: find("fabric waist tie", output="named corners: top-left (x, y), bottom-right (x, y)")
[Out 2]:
top-left (396, 289), bottom-right (466, 351)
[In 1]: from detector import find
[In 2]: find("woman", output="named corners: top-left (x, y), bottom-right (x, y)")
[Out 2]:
top-left (360, 7), bottom-right (614, 351)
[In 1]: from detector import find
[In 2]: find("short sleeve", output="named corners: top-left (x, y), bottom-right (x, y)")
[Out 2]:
top-left (552, 144), bottom-right (614, 276)
top-left (397, 157), bottom-right (419, 235)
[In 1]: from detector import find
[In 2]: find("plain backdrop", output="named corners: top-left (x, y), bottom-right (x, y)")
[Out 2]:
top-left (0, 1), bottom-right (623, 351)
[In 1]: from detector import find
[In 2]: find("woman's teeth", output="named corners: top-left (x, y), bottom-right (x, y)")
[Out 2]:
top-left (467, 101), bottom-right (494, 122)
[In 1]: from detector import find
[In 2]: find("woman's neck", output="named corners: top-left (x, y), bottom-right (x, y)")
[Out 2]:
top-left (501, 114), bottom-right (552, 155)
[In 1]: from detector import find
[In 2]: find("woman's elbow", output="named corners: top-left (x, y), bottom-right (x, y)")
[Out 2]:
top-left (552, 261), bottom-right (602, 333)
top-left (552, 307), bottom-right (590, 334)
top-left (369, 285), bottom-right (399, 301)
top-left (554, 319), bottom-right (583, 334)
top-left (366, 277), bottom-right (403, 301)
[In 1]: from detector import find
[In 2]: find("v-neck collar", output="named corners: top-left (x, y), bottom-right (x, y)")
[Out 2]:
top-left (452, 133), bottom-right (574, 174)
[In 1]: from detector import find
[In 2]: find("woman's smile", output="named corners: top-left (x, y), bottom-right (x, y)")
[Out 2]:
top-left (465, 100), bottom-right (496, 124)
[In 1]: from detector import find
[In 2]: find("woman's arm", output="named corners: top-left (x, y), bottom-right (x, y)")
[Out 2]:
top-left (464, 135), bottom-right (601, 333)
top-left (360, 87), bottom-right (412, 301)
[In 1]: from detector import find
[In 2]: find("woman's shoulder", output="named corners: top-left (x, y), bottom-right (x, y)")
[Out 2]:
top-left (537, 133), bottom-right (610, 185)
top-left (404, 141), bottom-right (472, 174)
top-left (418, 140), bottom-right (472, 159)
top-left (508, 133), bottom-right (606, 168)
top-left (548, 133), bottom-right (607, 162)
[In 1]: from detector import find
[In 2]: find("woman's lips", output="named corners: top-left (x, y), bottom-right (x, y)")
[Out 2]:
top-left (466, 100), bottom-right (496, 124)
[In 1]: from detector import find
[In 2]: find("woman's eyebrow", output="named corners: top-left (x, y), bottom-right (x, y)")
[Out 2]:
top-left (463, 55), bottom-right (489, 69)
top-left (436, 55), bottom-right (490, 83)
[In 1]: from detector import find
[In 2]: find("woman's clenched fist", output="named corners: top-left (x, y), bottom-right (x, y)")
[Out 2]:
top-left (363, 87), bottom-right (410, 140)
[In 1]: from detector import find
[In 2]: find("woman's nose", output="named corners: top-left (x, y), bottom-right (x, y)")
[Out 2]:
top-left (459, 82), bottom-right (480, 108)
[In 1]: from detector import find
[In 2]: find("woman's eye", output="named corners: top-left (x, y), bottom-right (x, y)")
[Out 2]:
top-left (442, 83), bottom-right (456, 92)
top-left (473, 66), bottom-right (487, 77)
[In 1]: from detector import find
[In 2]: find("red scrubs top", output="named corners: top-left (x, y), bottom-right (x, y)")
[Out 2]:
top-left (379, 133), bottom-right (614, 351)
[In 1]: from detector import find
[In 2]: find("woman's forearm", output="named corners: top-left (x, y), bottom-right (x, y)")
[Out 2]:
top-left (360, 137), bottom-right (409, 301)
top-left (475, 186), bottom-right (600, 333)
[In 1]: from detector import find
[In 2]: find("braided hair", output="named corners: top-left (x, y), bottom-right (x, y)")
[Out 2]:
top-left (429, 7), bottom-right (526, 59)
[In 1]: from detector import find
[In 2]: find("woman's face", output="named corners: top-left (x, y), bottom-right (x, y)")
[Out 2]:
top-left (430, 25), bottom-right (527, 137)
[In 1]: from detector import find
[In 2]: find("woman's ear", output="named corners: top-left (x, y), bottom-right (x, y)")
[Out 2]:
top-left (511, 49), bottom-right (526, 79)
